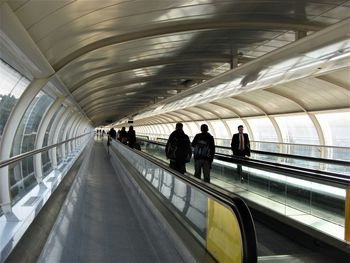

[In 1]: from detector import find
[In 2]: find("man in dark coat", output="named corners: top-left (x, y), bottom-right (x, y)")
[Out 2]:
top-left (127, 126), bottom-right (136, 148)
top-left (231, 125), bottom-right (250, 157)
top-left (192, 124), bottom-right (215, 183)
top-left (119, 127), bottom-right (128, 144)
top-left (165, 123), bottom-right (192, 174)
top-left (109, 128), bottom-right (117, 140)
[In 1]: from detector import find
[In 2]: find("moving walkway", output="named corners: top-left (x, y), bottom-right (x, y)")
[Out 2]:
top-left (136, 137), bottom-right (350, 261)
top-left (1, 136), bottom-right (257, 262)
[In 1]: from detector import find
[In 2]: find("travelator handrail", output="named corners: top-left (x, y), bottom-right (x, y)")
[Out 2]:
top-left (153, 137), bottom-right (349, 166)
top-left (137, 138), bottom-right (350, 188)
top-left (149, 135), bottom-right (350, 150)
top-left (109, 139), bottom-right (258, 263)
top-left (0, 132), bottom-right (92, 169)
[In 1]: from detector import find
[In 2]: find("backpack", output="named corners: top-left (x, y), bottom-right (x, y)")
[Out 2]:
top-left (167, 137), bottom-right (191, 161)
top-left (193, 139), bottom-right (210, 159)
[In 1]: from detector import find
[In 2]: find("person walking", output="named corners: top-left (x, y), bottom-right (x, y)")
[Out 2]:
top-left (231, 125), bottom-right (250, 182)
top-left (119, 127), bottom-right (128, 144)
top-left (231, 125), bottom-right (250, 157)
top-left (192, 124), bottom-right (215, 183)
top-left (127, 126), bottom-right (136, 148)
top-left (165, 123), bottom-right (192, 174)
top-left (109, 127), bottom-right (117, 140)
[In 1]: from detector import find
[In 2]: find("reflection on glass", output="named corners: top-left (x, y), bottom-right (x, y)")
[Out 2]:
top-left (117, 144), bottom-right (208, 240)
top-left (9, 155), bottom-right (38, 204)
top-left (275, 114), bottom-right (320, 158)
top-left (0, 59), bottom-right (30, 143)
top-left (41, 106), bottom-right (63, 177)
top-left (316, 111), bottom-right (350, 161)
top-left (10, 92), bottom-right (53, 202)
top-left (247, 117), bottom-right (278, 149)
top-left (140, 139), bottom-right (346, 236)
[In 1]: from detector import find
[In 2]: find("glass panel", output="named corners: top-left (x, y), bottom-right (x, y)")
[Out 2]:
top-left (162, 123), bottom-right (171, 134)
top-left (226, 119), bottom-right (246, 136)
top-left (57, 115), bottom-right (70, 164)
top-left (153, 124), bottom-right (161, 136)
top-left (316, 112), bottom-right (350, 161)
top-left (120, 144), bottom-right (208, 239)
top-left (247, 117), bottom-right (278, 152)
top-left (0, 59), bottom-right (30, 143)
top-left (275, 115), bottom-right (319, 144)
top-left (165, 123), bottom-right (175, 134)
top-left (42, 106), bottom-right (63, 177)
top-left (208, 120), bottom-right (227, 139)
top-left (157, 124), bottom-right (165, 134)
top-left (186, 121), bottom-right (199, 137)
top-left (116, 140), bottom-right (246, 262)
top-left (209, 120), bottom-right (229, 147)
top-left (140, 139), bottom-right (346, 241)
top-left (275, 115), bottom-right (320, 158)
top-left (9, 155), bottom-right (38, 204)
top-left (310, 183), bottom-right (345, 226)
top-left (182, 122), bottom-right (191, 136)
top-left (9, 91), bottom-right (53, 201)
top-left (11, 92), bottom-right (53, 156)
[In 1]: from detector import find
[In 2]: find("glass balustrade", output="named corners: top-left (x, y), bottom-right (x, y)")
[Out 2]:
top-left (138, 135), bottom-right (350, 175)
top-left (138, 139), bottom-right (347, 241)
top-left (111, 141), bottom-right (255, 262)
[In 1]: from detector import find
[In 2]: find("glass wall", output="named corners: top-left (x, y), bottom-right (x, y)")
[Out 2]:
top-left (187, 122), bottom-right (199, 137)
top-left (182, 122), bottom-right (191, 137)
top-left (9, 91), bottom-right (54, 203)
top-left (226, 119), bottom-right (247, 136)
top-left (42, 106), bottom-right (64, 177)
top-left (208, 120), bottom-right (229, 147)
top-left (0, 59), bottom-right (30, 143)
top-left (316, 111), bottom-right (350, 161)
top-left (57, 114), bottom-right (69, 164)
top-left (275, 114), bottom-right (320, 158)
top-left (247, 117), bottom-right (278, 152)
top-left (134, 111), bottom-right (350, 163)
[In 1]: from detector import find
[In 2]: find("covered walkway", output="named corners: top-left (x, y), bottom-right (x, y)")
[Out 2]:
top-left (38, 138), bottom-right (186, 262)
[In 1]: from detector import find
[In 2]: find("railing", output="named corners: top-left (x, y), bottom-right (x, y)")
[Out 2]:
top-left (0, 132), bottom-right (92, 213)
top-left (146, 137), bottom-right (350, 175)
top-left (109, 139), bottom-right (257, 262)
top-left (136, 133), bottom-right (350, 162)
top-left (136, 137), bottom-right (350, 244)
top-left (0, 133), bottom-right (90, 168)
top-left (0, 132), bottom-right (92, 263)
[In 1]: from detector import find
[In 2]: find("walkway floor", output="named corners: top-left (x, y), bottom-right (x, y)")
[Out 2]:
top-left (39, 137), bottom-right (185, 262)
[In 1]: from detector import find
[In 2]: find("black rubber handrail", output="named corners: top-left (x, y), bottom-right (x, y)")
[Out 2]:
top-left (215, 153), bottom-right (350, 188)
top-left (137, 137), bottom-right (350, 188)
top-left (111, 139), bottom-right (258, 262)
top-left (150, 137), bottom-right (350, 166)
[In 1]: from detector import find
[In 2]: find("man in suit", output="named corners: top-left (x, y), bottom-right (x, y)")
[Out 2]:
top-left (231, 125), bottom-right (250, 157)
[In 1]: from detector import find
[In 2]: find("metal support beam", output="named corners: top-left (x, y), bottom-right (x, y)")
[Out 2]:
top-left (50, 108), bottom-right (71, 169)
top-left (34, 97), bottom-right (65, 183)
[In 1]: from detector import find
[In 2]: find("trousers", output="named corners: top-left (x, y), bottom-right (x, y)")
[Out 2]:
top-left (194, 159), bottom-right (211, 183)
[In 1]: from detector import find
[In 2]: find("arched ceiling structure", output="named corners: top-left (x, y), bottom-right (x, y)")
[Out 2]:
top-left (4, 0), bottom-right (350, 126)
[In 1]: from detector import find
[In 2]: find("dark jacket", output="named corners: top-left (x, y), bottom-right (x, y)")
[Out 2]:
top-left (165, 130), bottom-right (192, 162)
top-left (231, 133), bottom-right (250, 157)
top-left (109, 128), bottom-right (117, 139)
top-left (119, 129), bottom-right (128, 143)
top-left (192, 132), bottom-right (215, 162)
top-left (127, 130), bottom-right (136, 147)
